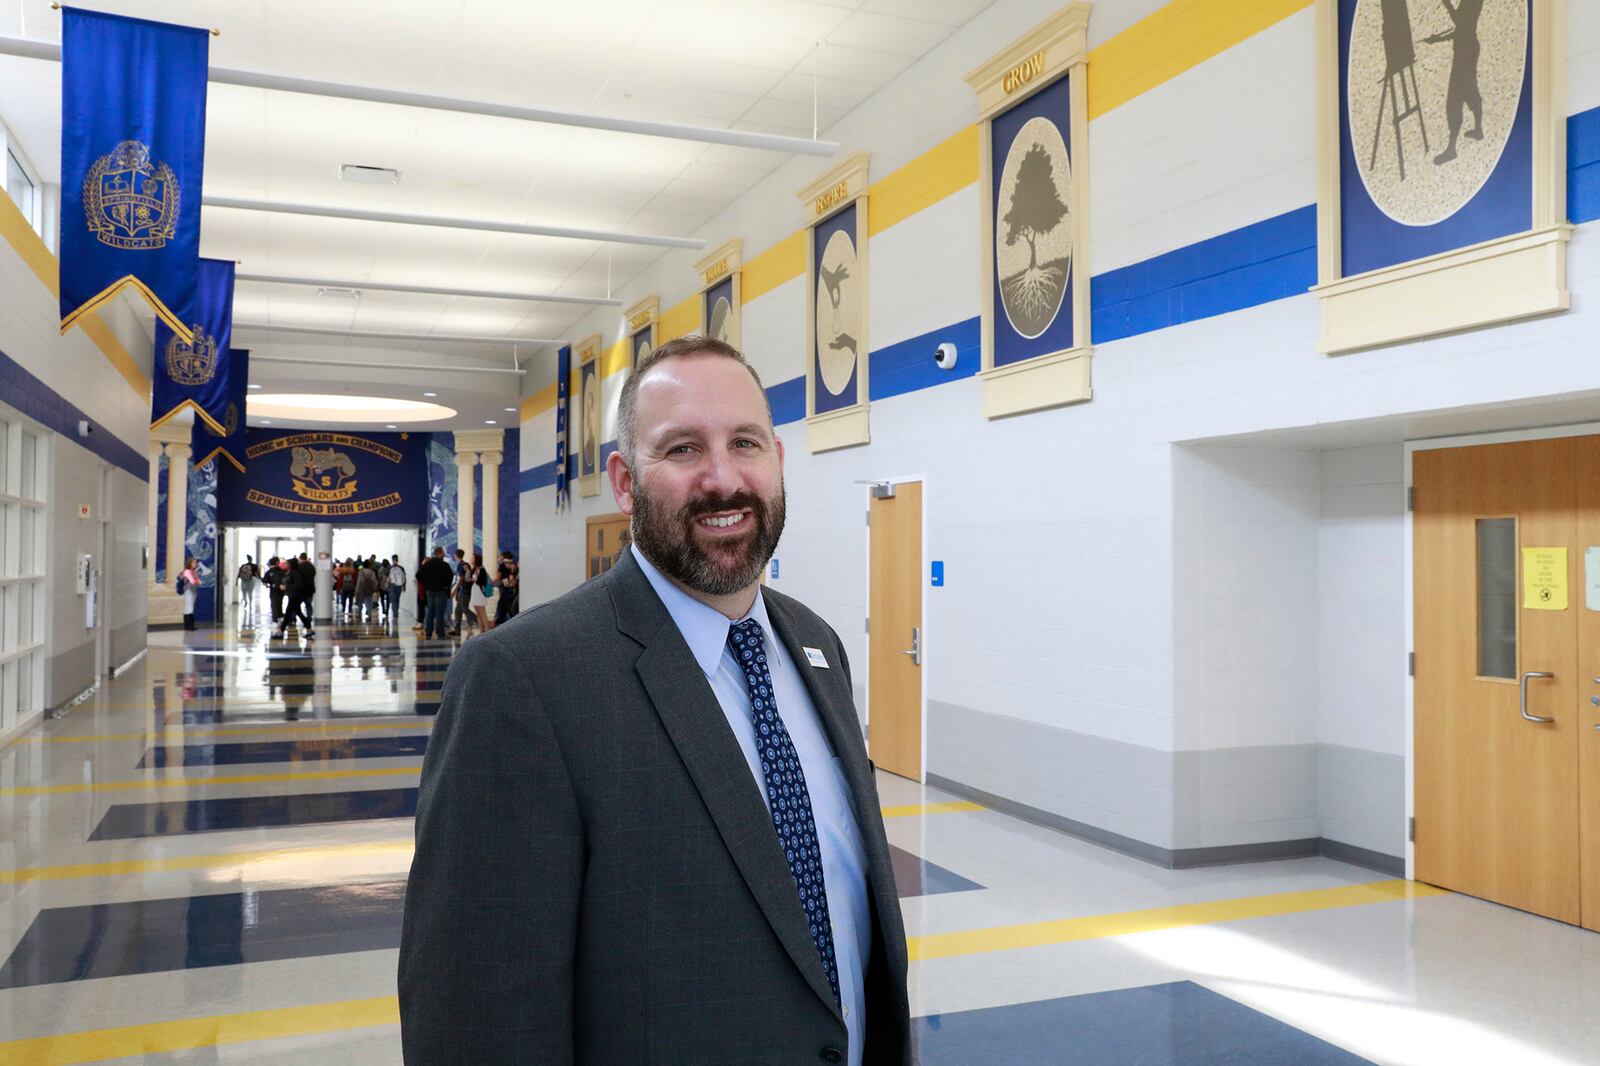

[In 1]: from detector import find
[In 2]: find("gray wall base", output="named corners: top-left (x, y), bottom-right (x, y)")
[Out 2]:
top-left (927, 773), bottom-right (1404, 877)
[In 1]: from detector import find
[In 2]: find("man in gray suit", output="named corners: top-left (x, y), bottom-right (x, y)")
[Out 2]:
top-left (400, 335), bottom-right (911, 1064)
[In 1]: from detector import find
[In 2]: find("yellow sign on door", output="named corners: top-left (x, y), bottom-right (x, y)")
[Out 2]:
top-left (1523, 547), bottom-right (1569, 610)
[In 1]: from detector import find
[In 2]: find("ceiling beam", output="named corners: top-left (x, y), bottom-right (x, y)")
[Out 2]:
top-left (206, 196), bottom-right (703, 250)
top-left (233, 322), bottom-right (562, 346)
top-left (236, 272), bottom-right (623, 307)
top-left (0, 34), bottom-right (839, 157)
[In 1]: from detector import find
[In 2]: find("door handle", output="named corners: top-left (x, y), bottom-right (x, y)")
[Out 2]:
top-left (900, 626), bottom-right (921, 667)
top-left (1520, 671), bottom-right (1555, 723)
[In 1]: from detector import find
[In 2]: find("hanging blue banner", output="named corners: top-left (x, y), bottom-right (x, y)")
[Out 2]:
top-left (195, 348), bottom-right (248, 473)
top-left (219, 429), bottom-right (428, 525)
top-left (555, 344), bottom-right (571, 510)
top-left (152, 258), bottom-right (234, 434)
top-left (59, 7), bottom-right (208, 340)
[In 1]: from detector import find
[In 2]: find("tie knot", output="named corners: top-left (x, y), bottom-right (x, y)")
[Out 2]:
top-left (728, 617), bottom-right (765, 654)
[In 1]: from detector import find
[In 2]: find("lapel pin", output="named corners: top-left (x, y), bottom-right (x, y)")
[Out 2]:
top-left (803, 647), bottom-right (829, 669)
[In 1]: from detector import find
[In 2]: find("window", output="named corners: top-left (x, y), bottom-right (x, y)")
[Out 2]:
top-left (0, 415), bottom-right (46, 738)
top-left (1476, 518), bottom-right (1518, 680)
top-left (4, 147), bottom-right (34, 224)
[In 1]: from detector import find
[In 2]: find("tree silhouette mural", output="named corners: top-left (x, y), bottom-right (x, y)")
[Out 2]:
top-left (1000, 142), bottom-right (1070, 334)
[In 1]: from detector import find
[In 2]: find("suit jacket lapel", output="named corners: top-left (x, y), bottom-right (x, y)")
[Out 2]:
top-left (763, 594), bottom-right (908, 979)
top-left (609, 555), bottom-right (842, 1018)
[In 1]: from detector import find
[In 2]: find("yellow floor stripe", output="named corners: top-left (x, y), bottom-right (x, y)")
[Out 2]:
top-left (0, 841), bottom-right (415, 886)
top-left (880, 800), bottom-right (984, 818)
top-left (0, 766), bottom-right (422, 798)
top-left (28, 721), bottom-right (433, 744)
top-left (0, 996), bottom-right (398, 1066)
top-left (910, 879), bottom-right (1448, 961)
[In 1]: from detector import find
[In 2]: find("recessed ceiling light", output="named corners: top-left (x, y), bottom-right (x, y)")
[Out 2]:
top-left (386, 424), bottom-right (397, 429)
top-left (247, 383), bottom-right (262, 389)
top-left (422, 391), bottom-right (437, 397)
top-left (339, 163), bottom-right (401, 185)
top-left (504, 407), bottom-right (516, 412)
top-left (485, 419), bottom-right (497, 425)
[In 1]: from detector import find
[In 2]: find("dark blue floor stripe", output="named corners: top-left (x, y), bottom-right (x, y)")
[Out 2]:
top-left (0, 882), bottom-right (407, 989)
top-left (138, 734), bottom-right (430, 768)
top-left (889, 845), bottom-right (983, 897)
top-left (914, 981), bottom-right (1373, 1064)
top-left (90, 788), bottom-right (419, 840)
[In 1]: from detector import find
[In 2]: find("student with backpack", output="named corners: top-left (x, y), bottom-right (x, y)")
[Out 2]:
top-left (387, 555), bottom-right (408, 627)
top-left (237, 556), bottom-right (261, 619)
top-left (176, 557), bottom-right (200, 631)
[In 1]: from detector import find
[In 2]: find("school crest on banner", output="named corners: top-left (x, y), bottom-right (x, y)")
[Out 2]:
top-left (152, 258), bottom-right (235, 434)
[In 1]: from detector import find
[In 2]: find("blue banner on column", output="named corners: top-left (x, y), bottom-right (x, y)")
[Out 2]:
top-left (555, 344), bottom-right (571, 510)
top-left (152, 258), bottom-right (234, 434)
top-left (195, 348), bottom-right (248, 473)
top-left (59, 7), bottom-right (208, 340)
top-left (219, 430), bottom-right (428, 526)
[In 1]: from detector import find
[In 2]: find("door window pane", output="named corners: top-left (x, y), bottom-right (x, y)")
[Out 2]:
top-left (1477, 518), bottom-right (1518, 679)
top-left (19, 431), bottom-right (36, 500)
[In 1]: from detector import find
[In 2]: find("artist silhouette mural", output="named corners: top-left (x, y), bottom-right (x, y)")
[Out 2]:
top-left (1346, 0), bottom-right (1524, 226)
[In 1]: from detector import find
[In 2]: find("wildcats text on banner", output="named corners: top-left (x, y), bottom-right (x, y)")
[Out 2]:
top-left (59, 7), bottom-right (209, 340)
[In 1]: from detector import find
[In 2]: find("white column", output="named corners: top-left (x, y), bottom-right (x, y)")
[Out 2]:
top-left (313, 523), bottom-right (334, 623)
top-left (165, 441), bottom-right (191, 583)
top-left (456, 452), bottom-right (477, 558)
top-left (479, 449), bottom-right (501, 569)
top-left (147, 440), bottom-right (164, 579)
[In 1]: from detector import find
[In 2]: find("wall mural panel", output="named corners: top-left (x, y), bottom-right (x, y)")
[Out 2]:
top-left (185, 458), bottom-right (218, 622)
top-left (812, 203), bottom-right (862, 416)
top-left (1339, 0), bottom-right (1533, 277)
top-left (576, 336), bottom-right (602, 499)
top-left (703, 276), bottom-right (736, 344)
top-left (991, 72), bottom-right (1075, 368)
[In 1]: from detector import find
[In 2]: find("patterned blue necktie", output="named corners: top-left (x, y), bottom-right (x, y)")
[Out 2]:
top-left (727, 618), bottom-right (840, 1007)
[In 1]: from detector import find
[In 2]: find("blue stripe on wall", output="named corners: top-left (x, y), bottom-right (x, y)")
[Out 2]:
top-left (870, 317), bottom-right (981, 402)
top-left (1090, 205), bottom-right (1317, 344)
top-left (0, 347), bottom-right (147, 480)
top-left (768, 376), bottom-right (806, 426)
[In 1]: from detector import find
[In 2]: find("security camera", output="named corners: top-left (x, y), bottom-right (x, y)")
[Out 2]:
top-left (77, 420), bottom-right (93, 437)
top-left (934, 342), bottom-right (958, 370)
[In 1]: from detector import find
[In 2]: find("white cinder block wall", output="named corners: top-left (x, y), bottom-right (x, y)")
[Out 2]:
top-left (0, 212), bottom-right (153, 734)
top-left (517, 0), bottom-right (1600, 867)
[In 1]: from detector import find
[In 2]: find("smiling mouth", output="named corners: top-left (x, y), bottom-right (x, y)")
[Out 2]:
top-left (696, 511), bottom-right (750, 530)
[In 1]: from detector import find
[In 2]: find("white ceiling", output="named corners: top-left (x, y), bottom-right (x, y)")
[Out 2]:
top-left (0, 0), bottom-right (993, 429)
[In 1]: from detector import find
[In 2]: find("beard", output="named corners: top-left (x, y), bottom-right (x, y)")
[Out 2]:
top-left (632, 478), bottom-right (786, 597)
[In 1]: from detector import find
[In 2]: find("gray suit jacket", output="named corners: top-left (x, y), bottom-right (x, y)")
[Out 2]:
top-left (399, 551), bottom-right (912, 1064)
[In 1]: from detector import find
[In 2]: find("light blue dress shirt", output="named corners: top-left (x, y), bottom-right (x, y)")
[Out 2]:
top-left (632, 546), bottom-right (871, 1065)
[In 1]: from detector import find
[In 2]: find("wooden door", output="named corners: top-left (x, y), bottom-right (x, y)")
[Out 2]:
top-left (1575, 436), bottom-right (1600, 932)
top-left (868, 482), bottom-right (922, 780)
top-left (586, 514), bottom-right (632, 580)
top-left (1414, 438), bottom-right (1580, 924)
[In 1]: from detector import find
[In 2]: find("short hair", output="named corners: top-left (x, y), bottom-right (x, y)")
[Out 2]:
top-left (615, 334), bottom-right (770, 467)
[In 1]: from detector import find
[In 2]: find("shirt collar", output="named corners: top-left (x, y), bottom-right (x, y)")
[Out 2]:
top-left (631, 545), bottom-right (778, 679)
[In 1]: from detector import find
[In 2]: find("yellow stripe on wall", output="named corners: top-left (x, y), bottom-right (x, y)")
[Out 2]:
top-left (1087, 0), bottom-right (1313, 119)
top-left (0, 997), bottom-right (399, 1066)
top-left (742, 231), bottom-right (806, 304)
top-left (867, 125), bottom-right (981, 237)
top-left (0, 184), bottom-right (151, 398)
top-left (658, 293), bottom-right (700, 343)
top-left (909, 879), bottom-right (1447, 961)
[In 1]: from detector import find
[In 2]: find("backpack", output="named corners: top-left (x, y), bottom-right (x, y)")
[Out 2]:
top-left (237, 563), bottom-right (253, 580)
top-left (175, 574), bottom-right (189, 594)
top-left (389, 565), bottom-right (407, 591)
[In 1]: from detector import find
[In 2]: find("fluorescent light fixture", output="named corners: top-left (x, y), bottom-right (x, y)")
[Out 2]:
top-left (339, 164), bottom-right (401, 185)
top-left (422, 391), bottom-right (437, 397)
top-left (247, 383), bottom-right (262, 389)
top-left (316, 286), bottom-right (363, 299)
top-left (386, 424), bottom-right (397, 429)
top-left (485, 420), bottom-right (497, 425)
top-left (248, 394), bottom-right (457, 424)
top-left (504, 407), bottom-right (516, 412)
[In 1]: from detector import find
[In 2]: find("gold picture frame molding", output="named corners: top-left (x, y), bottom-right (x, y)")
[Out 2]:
top-left (575, 332), bottom-right (603, 499)
top-left (694, 238), bottom-right (744, 350)
top-left (967, 2), bottom-right (1094, 420)
top-left (798, 152), bottom-right (872, 454)
top-left (1311, 0), bottom-right (1569, 354)
top-left (624, 294), bottom-right (659, 369)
